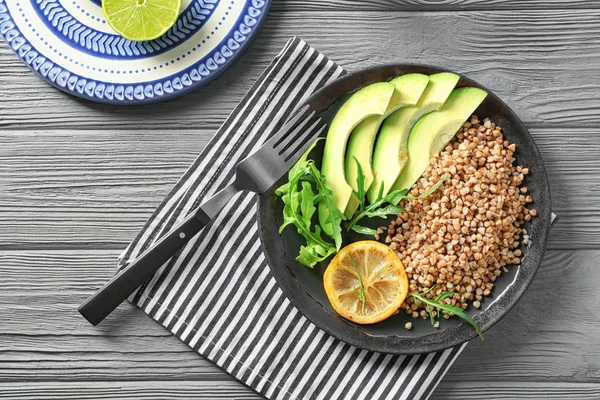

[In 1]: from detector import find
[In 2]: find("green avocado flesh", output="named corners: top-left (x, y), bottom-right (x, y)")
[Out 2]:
top-left (391, 87), bottom-right (488, 197)
top-left (368, 72), bottom-right (460, 204)
top-left (343, 74), bottom-right (430, 218)
top-left (319, 82), bottom-right (396, 235)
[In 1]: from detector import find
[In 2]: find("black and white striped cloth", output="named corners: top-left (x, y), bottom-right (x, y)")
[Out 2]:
top-left (118, 37), bottom-right (467, 400)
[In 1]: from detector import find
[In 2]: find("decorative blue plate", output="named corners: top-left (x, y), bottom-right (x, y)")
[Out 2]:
top-left (0, 0), bottom-right (271, 104)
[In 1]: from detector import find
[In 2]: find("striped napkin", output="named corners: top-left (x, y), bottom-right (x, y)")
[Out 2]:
top-left (118, 37), bottom-right (482, 399)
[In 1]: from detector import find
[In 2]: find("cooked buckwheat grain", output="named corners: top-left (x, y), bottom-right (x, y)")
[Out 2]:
top-left (383, 116), bottom-right (536, 317)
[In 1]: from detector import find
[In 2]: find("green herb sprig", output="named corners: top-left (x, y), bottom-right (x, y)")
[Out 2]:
top-left (410, 288), bottom-right (484, 340)
top-left (349, 254), bottom-right (366, 315)
top-left (345, 157), bottom-right (447, 235)
top-left (276, 138), bottom-right (345, 267)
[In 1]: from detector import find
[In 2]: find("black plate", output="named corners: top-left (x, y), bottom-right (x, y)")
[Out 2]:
top-left (257, 64), bottom-right (551, 355)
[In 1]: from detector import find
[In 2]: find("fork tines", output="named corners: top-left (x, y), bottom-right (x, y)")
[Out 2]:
top-left (269, 105), bottom-right (326, 166)
top-left (271, 104), bottom-right (312, 150)
top-left (282, 118), bottom-right (325, 163)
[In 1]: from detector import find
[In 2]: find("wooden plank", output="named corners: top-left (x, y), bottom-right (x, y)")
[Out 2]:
top-left (0, 129), bottom-right (206, 249)
top-left (432, 382), bottom-right (600, 399)
top-left (3, 9), bottom-right (600, 129)
top-left (0, 248), bottom-right (218, 382)
top-left (1, 248), bottom-right (598, 384)
top-left (0, 249), bottom-right (185, 338)
top-left (0, 341), bottom-right (221, 382)
top-left (0, 128), bottom-right (594, 249)
top-left (0, 381), bottom-right (261, 399)
top-left (0, 381), bottom-right (598, 400)
top-left (272, 1), bottom-right (600, 11)
top-left (0, 347), bottom-right (221, 383)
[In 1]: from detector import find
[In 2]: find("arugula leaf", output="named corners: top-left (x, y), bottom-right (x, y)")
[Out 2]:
top-left (345, 196), bottom-right (405, 233)
top-left (434, 291), bottom-right (455, 303)
top-left (276, 143), bottom-right (337, 267)
top-left (297, 231), bottom-right (337, 267)
top-left (278, 170), bottom-right (305, 233)
top-left (350, 225), bottom-right (378, 236)
top-left (411, 290), bottom-right (484, 340)
top-left (308, 163), bottom-right (345, 250)
top-left (402, 176), bottom-right (447, 201)
top-left (344, 165), bottom-right (402, 231)
top-left (312, 193), bottom-right (325, 203)
top-left (383, 189), bottom-right (409, 206)
top-left (345, 169), bottom-right (446, 234)
top-left (365, 204), bottom-right (405, 219)
top-left (275, 138), bottom-right (324, 197)
top-left (299, 181), bottom-right (316, 226)
top-left (351, 157), bottom-right (367, 210)
top-left (376, 181), bottom-right (385, 203)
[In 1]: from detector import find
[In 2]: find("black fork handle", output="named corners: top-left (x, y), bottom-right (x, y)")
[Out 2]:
top-left (78, 183), bottom-right (239, 326)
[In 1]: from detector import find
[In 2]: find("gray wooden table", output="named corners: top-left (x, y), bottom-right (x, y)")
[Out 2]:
top-left (1, 0), bottom-right (599, 398)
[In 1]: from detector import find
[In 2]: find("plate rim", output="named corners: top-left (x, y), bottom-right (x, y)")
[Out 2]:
top-left (257, 63), bottom-right (552, 355)
top-left (0, 0), bottom-right (272, 105)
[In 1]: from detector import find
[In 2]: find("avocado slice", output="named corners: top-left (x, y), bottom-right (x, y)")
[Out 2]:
top-left (319, 82), bottom-right (396, 235)
top-left (368, 72), bottom-right (460, 204)
top-left (343, 74), bottom-right (430, 217)
top-left (391, 87), bottom-right (488, 196)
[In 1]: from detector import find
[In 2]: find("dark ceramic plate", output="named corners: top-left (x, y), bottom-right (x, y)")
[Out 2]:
top-left (257, 64), bottom-right (551, 355)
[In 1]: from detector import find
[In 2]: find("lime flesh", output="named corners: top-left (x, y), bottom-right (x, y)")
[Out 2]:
top-left (103, 0), bottom-right (182, 42)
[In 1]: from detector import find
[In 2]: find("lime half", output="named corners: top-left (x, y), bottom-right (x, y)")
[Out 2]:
top-left (103, 0), bottom-right (182, 42)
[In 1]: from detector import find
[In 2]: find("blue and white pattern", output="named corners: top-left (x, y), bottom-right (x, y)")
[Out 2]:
top-left (0, 0), bottom-right (271, 104)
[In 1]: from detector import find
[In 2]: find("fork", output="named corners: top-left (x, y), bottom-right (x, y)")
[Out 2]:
top-left (79, 105), bottom-right (325, 326)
